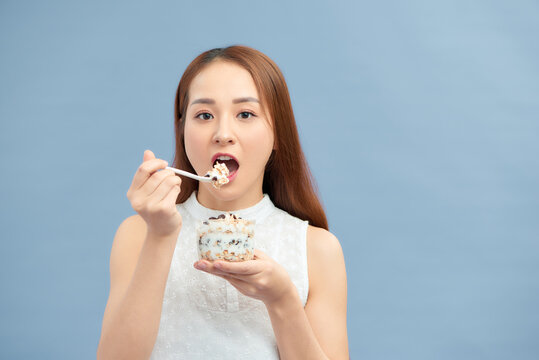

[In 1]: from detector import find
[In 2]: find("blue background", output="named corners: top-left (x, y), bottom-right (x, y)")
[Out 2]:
top-left (1, 0), bottom-right (538, 359)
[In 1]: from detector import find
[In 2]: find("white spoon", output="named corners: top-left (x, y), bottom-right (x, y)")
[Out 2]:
top-left (165, 166), bottom-right (212, 183)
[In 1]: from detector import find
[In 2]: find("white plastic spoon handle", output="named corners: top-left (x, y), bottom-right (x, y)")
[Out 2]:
top-left (165, 166), bottom-right (212, 182)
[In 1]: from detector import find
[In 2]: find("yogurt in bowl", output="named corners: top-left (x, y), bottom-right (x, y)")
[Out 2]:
top-left (196, 213), bottom-right (255, 262)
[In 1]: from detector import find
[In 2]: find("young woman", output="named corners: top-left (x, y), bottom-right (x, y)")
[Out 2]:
top-left (97, 45), bottom-right (348, 359)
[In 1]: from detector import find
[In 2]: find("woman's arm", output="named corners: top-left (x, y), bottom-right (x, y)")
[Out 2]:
top-left (96, 215), bottom-right (179, 360)
top-left (264, 226), bottom-right (349, 360)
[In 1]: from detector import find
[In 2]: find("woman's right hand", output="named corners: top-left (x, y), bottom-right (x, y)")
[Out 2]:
top-left (126, 149), bottom-right (183, 238)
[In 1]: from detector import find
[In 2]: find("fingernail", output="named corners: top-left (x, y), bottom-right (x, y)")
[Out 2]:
top-left (198, 262), bottom-right (206, 270)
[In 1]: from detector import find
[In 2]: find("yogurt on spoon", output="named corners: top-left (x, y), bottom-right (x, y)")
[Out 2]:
top-left (204, 162), bottom-right (230, 189)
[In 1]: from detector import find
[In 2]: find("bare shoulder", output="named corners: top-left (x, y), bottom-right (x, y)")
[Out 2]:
top-left (306, 225), bottom-right (342, 251)
top-left (306, 225), bottom-right (347, 296)
top-left (306, 225), bottom-right (345, 271)
top-left (110, 214), bottom-right (148, 268)
top-left (115, 213), bottom-right (147, 235)
top-left (113, 214), bottom-right (147, 245)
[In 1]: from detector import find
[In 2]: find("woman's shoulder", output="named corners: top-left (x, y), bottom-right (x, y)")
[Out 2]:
top-left (306, 225), bottom-right (345, 286)
top-left (306, 225), bottom-right (343, 259)
top-left (116, 214), bottom-right (147, 236)
top-left (110, 214), bottom-right (148, 263)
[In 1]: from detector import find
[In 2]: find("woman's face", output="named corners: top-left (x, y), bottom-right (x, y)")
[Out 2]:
top-left (184, 60), bottom-right (274, 209)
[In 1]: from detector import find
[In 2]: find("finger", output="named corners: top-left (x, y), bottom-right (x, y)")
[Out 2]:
top-left (146, 173), bottom-right (181, 204)
top-left (143, 149), bottom-right (155, 162)
top-left (196, 261), bottom-right (254, 282)
top-left (215, 274), bottom-right (252, 291)
top-left (131, 158), bottom-right (169, 190)
top-left (210, 272), bottom-right (255, 295)
top-left (253, 249), bottom-right (270, 260)
top-left (212, 259), bottom-right (262, 275)
top-left (138, 169), bottom-right (175, 197)
top-left (160, 181), bottom-right (181, 204)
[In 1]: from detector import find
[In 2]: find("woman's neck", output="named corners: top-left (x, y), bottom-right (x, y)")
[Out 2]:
top-left (196, 185), bottom-right (264, 212)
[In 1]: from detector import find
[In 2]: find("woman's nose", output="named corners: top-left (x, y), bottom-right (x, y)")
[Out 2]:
top-left (212, 118), bottom-right (236, 145)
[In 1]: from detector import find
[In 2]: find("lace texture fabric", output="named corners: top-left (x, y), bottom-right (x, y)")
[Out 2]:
top-left (149, 192), bottom-right (309, 359)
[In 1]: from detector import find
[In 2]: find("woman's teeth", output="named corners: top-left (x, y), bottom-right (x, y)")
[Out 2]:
top-left (216, 156), bottom-right (233, 161)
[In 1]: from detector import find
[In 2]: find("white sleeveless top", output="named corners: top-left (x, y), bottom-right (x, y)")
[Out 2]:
top-left (149, 192), bottom-right (310, 359)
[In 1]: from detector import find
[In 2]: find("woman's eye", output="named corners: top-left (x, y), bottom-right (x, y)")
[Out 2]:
top-left (238, 111), bottom-right (255, 119)
top-left (196, 113), bottom-right (213, 120)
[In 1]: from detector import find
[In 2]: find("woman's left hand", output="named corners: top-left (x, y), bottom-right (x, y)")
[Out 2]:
top-left (193, 249), bottom-right (294, 306)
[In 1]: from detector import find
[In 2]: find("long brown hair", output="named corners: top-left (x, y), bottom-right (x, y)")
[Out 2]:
top-left (173, 45), bottom-right (328, 230)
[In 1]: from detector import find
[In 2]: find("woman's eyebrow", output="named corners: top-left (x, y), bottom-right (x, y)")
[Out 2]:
top-left (232, 97), bottom-right (259, 104)
top-left (190, 97), bottom-right (259, 106)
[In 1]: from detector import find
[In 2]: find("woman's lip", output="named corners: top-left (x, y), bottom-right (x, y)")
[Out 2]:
top-left (211, 152), bottom-right (239, 164)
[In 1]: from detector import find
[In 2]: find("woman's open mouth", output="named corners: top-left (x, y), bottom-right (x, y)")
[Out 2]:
top-left (212, 153), bottom-right (239, 180)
